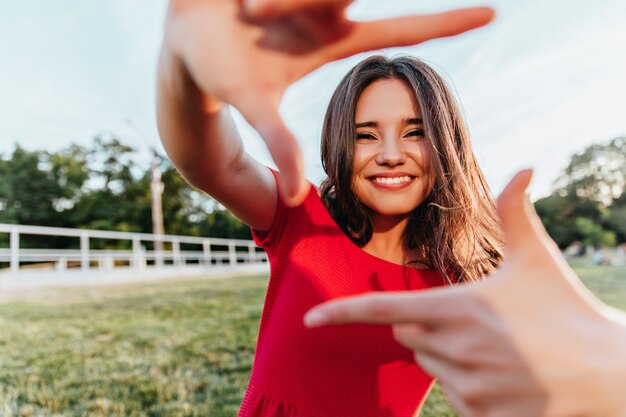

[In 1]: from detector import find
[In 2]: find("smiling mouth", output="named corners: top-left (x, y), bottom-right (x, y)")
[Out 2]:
top-left (369, 175), bottom-right (414, 185)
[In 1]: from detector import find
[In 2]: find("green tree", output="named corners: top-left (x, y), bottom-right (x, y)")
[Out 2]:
top-left (0, 145), bottom-right (90, 249)
top-left (574, 217), bottom-right (616, 248)
top-left (606, 192), bottom-right (626, 243)
top-left (534, 193), bottom-right (603, 248)
top-left (554, 136), bottom-right (626, 206)
top-left (0, 145), bottom-right (79, 227)
top-left (536, 136), bottom-right (626, 248)
top-left (0, 136), bottom-right (251, 248)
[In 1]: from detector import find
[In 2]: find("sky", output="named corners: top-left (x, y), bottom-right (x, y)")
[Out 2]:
top-left (1, 0), bottom-right (626, 199)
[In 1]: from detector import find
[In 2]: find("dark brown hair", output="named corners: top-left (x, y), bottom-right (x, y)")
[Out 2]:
top-left (320, 55), bottom-right (503, 283)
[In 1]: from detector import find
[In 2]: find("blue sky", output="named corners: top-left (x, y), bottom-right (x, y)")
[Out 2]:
top-left (2, 0), bottom-right (626, 199)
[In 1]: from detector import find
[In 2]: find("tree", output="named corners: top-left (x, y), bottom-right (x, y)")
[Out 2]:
top-left (574, 217), bottom-right (616, 248)
top-left (0, 145), bottom-right (76, 226)
top-left (534, 193), bottom-right (603, 248)
top-left (606, 192), bottom-right (626, 244)
top-left (553, 136), bottom-right (626, 206)
top-left (0, 136), bottom-right (252, 249)
top-left (535, 136), bottom-right (626, 248)
top-left (0, 145), bottom-right (91, 248)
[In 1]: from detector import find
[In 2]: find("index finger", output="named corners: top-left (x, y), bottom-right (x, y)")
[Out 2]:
top-left (303, 289), bottom-right (460, 328)
top-left (237, 94), bottom-right (310, 206)
top-left (324, 7), bottom-right (495, 62)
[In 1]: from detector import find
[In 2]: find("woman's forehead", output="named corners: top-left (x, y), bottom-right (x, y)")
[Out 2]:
top-left (355, 79), bottom-right (422, 124)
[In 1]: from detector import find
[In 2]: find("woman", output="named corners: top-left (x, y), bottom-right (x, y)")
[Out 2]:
top-left (157, 2), bottom-right (500, 416)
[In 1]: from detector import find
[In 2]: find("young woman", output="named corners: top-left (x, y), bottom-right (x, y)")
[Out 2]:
top-left (157, 2), bottom-right (500, 416)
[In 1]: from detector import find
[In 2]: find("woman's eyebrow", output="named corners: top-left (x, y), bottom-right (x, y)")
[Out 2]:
top-left (355, 121), bottom-right (377, 128)
top-left (355, 118), bottom-right (423, 128)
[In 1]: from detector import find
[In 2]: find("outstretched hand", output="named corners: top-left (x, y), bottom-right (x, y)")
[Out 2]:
top-left (164, 0), bottom-right (494, 205)
top-left (304, 170), bottom-right (626, 417)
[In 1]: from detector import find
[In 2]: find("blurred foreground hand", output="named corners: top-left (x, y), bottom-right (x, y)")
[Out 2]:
top-left (305, 170), bottom-right (626, 417)
top-left (163, 0), bottom-right (494, 205)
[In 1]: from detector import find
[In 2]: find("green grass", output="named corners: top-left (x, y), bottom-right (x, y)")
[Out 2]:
top-left (0, 264), bottom-right (624, 417)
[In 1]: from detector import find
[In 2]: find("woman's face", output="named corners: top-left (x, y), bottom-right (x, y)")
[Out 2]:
top-left (352, 78), bottom-right (432, 218)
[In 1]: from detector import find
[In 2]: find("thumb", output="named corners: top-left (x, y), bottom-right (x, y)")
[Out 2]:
top-left (238, 95), bottom-right (310, 206)
top-left (497, 169), bottom-right (547, 255)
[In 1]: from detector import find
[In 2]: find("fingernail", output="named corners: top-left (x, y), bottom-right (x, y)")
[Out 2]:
top-left (304, 311), bottom-right (326, 328)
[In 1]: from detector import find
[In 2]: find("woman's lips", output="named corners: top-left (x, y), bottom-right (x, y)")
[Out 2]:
top-left (368, 174), bottom-right (416, 190)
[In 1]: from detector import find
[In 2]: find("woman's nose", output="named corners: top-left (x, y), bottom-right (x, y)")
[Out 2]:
top-left (376, 137), bottom-right (406, 166)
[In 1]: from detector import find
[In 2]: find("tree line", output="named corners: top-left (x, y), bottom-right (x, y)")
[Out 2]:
top-left (535, 136), bottom-right (626, 249)
top-left (1, 134), bottom-right (624, 250)
top-left (0, 134), bottom-right (251, 249)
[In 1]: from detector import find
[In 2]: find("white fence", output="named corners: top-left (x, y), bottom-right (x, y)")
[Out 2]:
top-left (0, 223), bottom-right (267, 275)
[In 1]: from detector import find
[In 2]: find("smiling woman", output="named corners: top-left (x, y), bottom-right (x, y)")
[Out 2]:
top-left (156, 1), bottom-right (500, 415)
top-left (160, 52), bottom-right (502, 417)
top-left (320, 56), bottom-right (503, 280)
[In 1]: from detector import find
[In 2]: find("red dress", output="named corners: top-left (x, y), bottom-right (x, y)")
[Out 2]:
top-left (239, 176), bottom-right (446, 417)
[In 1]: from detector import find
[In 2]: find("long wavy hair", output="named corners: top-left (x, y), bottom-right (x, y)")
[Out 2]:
top-left (320, 55), bottom-right (503, 283)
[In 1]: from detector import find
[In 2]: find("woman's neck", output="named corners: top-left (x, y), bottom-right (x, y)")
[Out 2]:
top-left (362, 214), bottom-right (419, 267)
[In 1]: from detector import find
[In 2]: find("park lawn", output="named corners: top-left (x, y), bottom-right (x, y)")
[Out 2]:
top-left (0, 265), bottom-right (624, 417)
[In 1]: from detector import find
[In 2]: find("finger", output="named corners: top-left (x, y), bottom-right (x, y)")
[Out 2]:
top-left (303, 289), bottom-right (464, 327)
top-left (394, 324), bottom-right (478, 368)
top-left (418, 356), bottom-right (487, 417)
top-left (324, 7), bottom-right (495, 61)
top-left (242, 0), bottom-right (351, 20)
top-left (238, 96), bottom-right (310, 206)
top-left (392, 323), bottom-right (427, 349)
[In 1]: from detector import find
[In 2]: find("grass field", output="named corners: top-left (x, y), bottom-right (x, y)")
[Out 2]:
top-left (0, 264), bottom-right (624, 417)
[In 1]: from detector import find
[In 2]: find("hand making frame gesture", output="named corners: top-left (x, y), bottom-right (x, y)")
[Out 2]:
top-left (305, 170), bottom-right (626, 417)
top-left (158, 0), bottom-right (494, 207)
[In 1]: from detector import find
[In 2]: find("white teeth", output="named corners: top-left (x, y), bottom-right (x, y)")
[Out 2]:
top-left (372, 176), bottom-right (412, 184)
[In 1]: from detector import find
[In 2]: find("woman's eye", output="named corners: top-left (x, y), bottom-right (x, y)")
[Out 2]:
top-left (356, 133), bottom-right (376, 140)
top-left (405, 129), bottom-right (425, 138)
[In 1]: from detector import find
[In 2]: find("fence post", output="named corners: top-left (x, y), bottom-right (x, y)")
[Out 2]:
top-left (80, 232), bottom-right (89, 271)
top-left (228, 242), bottom-right (237, 266)
top-left (56, 257), bottom-right (67, 271)
top-left (155, 236), bottom-right (164, 268)
top-left (173, 238), bottom-right (181, 267)
top-left (10, 228), bottom-right (19, 274)
top-left (202, 239), bottom-right (211, 266)
top-left (248, 242), bottom-right (256, 263)
top-left (132, 236), bottom-right (142, 269)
